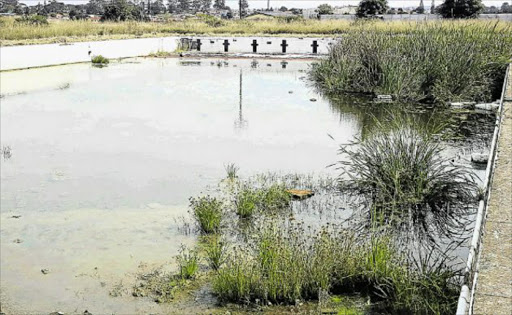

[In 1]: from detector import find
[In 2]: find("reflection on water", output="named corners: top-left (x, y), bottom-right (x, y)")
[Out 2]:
top-left (0, 58), bottom-right (492, 314)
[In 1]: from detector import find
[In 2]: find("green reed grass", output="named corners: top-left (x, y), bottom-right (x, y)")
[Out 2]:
top-left (234, 183), bottom-right (291, 217)
top-left (189, 196), bottom-right (223, 234)
top-left (204, 235), bottom-right (226, 271)
top-left (176, 245), bottom-right (199, 280)
top-left (336, 119), bottom-right (478, 245)
top-left (224, 163), bottom-right (239, 180)
top-left (91, 54), bottom-right (109, 64)
top-left (212, 225), bottom-right (460, 314)
top-left (235, 187), bottom-right (257, 217)
top-left (311, 21), bottom-right (512, 105)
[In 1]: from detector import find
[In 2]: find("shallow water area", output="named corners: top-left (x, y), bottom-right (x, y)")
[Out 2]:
top-left (0, 57), bottom-right (491, 314)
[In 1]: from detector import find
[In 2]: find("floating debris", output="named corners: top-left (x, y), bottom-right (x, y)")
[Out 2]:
top-left (41, 269), bottom-right (50, 275)
top-left (286, 189), bottom-right (315, 200)
top-left (450, 101), bottom-right (476, 109)
top-left (475, 103), bottom-right (499, 112)
top-left (471, 153), bottom-right (489, 164)
top-left (310, 98), bottom-right (317, 102)
top-left (374, 95), bottom-right (393, 103)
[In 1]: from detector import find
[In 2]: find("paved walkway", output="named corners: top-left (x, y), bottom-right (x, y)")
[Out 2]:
top-left (472, 67), bottom-right (512, 314)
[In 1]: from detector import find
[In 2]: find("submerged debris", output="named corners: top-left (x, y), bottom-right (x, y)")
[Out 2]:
top-left (286, 189), bottom-right (315, 200)
top-left (450, 101), bottom-right (476, 109)
top-left (374, 95), bottom-right (393, 103)
top-left (471, 152), bottom-right (489, 164)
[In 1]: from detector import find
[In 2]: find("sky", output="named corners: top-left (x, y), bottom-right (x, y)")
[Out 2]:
top-left (18, 0), bottom-right (508, 9)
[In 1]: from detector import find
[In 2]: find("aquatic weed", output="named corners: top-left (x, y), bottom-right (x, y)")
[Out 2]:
top-left (189, 196), bottom-right (223, 234)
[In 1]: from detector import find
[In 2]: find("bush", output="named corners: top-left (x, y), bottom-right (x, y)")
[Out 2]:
top-left (91, 55), bottom-right (109, 64)
top-left (189, 196), bottom-right (223, 234)
top-left (198, 13), bottom-right (225, 27)
top-left (14, 15), bottom-right (48, 26)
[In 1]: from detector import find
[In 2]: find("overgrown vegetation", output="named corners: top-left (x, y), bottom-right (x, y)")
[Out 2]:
top-left (91, 54), bottom-right (109, 64)
top-left (14, 15), bottom-right (48, 26)
top-left (212, 225), bottom-right (460, 314)
top-left (189, 196), bottom-right (223, 234)
top-left (311, 21), bottom-right (512, 105)
top-left (336, 121), bottom-right (478, 244)
top-left (234, 183), bottom-right (291, 217)
top-left (1, 17), bottom-right (510, 46)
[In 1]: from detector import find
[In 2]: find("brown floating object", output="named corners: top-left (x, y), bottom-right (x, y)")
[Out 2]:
top-left (286, 189), bottom-right (315, 200)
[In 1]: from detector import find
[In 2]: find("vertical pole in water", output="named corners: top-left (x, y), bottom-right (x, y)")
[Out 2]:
top-left (311, 40), bottom-right (319, 54)
top-left (223, 40), bottom-right (230, 52)
top-left (252, 40), bottom-right (258, 53)
top-left (196, 39), bottom-right (202, 51)
top-left (281, 40), bottom-right (288, 53)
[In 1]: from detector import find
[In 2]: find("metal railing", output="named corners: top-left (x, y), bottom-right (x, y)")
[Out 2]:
top-left (456, 63), bottom-right (511, 315)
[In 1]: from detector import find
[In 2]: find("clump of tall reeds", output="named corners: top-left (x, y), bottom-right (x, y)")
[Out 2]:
top-left (224, 163), bottom-right (239, 180)
top-left (234, 183), bottom-right (291, 217)
top-left (189, 196), bottom-right (223, 234)
top-left (336, 120), bottom-right (478, 245)
top-left (212, 225), bottom-right (460, 313)
top-left (204, 235), bottom-right (226, 271)
top-left (311, 21), bottom-right (512, 105)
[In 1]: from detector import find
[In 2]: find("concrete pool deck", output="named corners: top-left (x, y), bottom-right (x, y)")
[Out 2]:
top-left (472, 66), bottom-right (512, 314)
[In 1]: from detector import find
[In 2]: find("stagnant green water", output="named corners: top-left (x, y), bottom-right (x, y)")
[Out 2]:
top-left (0, 58), bottom-right (493, 313)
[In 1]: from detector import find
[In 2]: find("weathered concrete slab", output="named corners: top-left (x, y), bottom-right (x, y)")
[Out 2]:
top-left (473, 66), bottom-right (512, 314)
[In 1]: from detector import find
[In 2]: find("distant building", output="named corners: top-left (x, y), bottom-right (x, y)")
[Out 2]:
top-left (333, 6), bottom-right (357, 15)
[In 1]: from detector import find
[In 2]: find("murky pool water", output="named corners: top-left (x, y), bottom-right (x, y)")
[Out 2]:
top-left (0, 58), bottom-right (491, 314)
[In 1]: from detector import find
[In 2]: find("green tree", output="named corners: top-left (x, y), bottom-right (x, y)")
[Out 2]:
top-left (177, 0), bottom-right (190, 13)
top-left (279, 6), bottom-right (287, 11)
top-left (416, 2), bottom-right (425, 13)
top-left (167, 0), bottom-right (178, 13)
top-left (501, 2), bottom-right (512, 12)
top-left (149, 0), bottom-right (165, 14)
top-left (213, 0), bottom-right (225, 9)
top-left (239, 0), bottom-right (248, 17)
top-left (437, 0), bottom-right (484, 18)
top-left (84, 0), bottom-right (105, 14)
top-left (356, 0), bottom-right (388, 18)
top-left (317, 3), bottom-right (333, 15)
top-left (102, 0), bottom-right (137, 21)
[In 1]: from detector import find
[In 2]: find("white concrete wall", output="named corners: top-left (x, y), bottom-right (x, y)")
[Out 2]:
top-left (0, 37), bottom-right (180, 71)
top-left (0, 36), bottom-right (336, 71)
